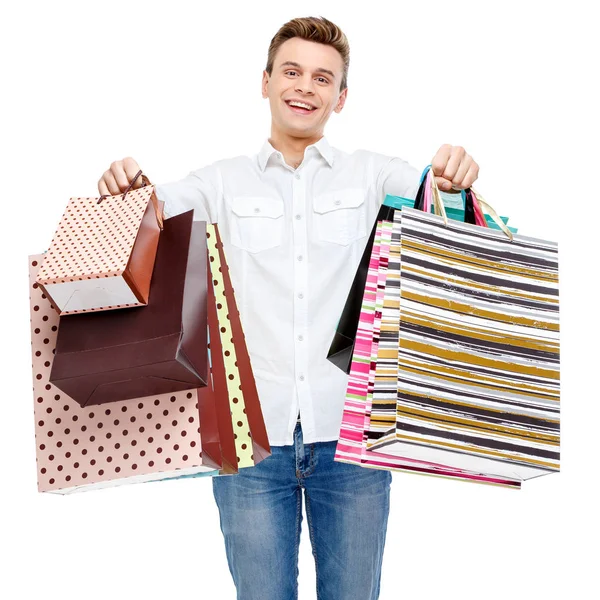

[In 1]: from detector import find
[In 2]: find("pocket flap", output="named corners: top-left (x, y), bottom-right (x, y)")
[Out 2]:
top-left (232, 196), bottom-right (284, 219)
top-left (313, 188), bottom-right (366, 214)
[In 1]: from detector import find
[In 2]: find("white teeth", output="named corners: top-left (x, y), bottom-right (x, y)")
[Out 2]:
top-left (288, 101), bottom-right (315, 110)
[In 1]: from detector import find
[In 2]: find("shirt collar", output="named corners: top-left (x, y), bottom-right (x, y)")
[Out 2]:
top-left (257, 136), bottom-right (334, 171)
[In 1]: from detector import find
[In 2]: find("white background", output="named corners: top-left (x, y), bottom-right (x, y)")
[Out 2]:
top-left (1, 1), bottom-right (598, 598)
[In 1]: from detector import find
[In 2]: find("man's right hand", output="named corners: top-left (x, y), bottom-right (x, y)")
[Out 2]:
top-left (98, 157), bottom-right (143, 196)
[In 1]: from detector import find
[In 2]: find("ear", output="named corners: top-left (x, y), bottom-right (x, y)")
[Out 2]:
top-left (261, 70), bottom-right (269, 99)
top-left (334, 87), bottom-right (348, 113)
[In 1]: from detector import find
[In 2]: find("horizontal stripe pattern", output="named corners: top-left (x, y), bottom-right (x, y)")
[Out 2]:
top-left (335, 212), bottom-right (522, 489)
top-left (367, 208), bottom-right (559, 481)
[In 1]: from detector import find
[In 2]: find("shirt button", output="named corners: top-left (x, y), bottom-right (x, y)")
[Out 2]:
top-left (298, 335), bottom-right (304, 341)
top-left (298, 293), bottom-right (304, 299)
top-left (295, 214), bottom-right (301, 220)
top-left (334, 199), bottom-right (341, 206)
top-left (254, 207), bottom-right (260, 213)
top-left (297, 255), bottom-right (303, 262)
top-left (299, 375), bottom-right (305, 381)
top-left (295, 173), bottom-right (301, 180)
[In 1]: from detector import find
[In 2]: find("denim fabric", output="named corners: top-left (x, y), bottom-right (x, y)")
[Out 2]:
top-left (212, 423), bottom-right (392, 600)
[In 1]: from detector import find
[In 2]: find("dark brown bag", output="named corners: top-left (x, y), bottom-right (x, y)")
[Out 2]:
top-left (49, 210), bottom-right (208, 407)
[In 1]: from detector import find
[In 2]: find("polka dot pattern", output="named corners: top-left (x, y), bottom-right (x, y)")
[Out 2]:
top-left (212, 226), bottom-right (270, 464)
top-left (206, 225), bottom-right (254, 468)
top-left (29, 255), bottom-right (215, 493)
top-left (55, 301), bottom-right (140, 316)
top-left (37, 188), bottom-right (156, 284)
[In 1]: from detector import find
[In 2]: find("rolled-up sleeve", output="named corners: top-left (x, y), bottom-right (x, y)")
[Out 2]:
top-left (154, 162), bottom-right (223, 223)
top-left (374, 155), bottom-right (421, 204)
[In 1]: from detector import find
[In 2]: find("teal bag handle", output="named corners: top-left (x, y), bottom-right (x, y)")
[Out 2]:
top-left (389, 165), bottom-right (518, 234)
top-left (383, 193), bottom-right (518, 233)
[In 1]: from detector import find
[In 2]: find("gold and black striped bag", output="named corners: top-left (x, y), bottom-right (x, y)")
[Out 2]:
top-left (367, 171), bottom-right (560, 484)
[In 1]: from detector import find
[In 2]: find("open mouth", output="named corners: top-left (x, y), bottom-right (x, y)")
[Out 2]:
top-left (285, 100), bottom-right (317, 115)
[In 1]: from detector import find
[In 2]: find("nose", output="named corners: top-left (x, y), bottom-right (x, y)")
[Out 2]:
top-left (295, 74), bottom-right (315, 95)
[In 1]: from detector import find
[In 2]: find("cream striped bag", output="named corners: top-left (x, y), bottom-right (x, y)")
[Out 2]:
top-left (368, 176), bottom-right (560, 484)
top-left (336, 193), bottom-right (522, 488)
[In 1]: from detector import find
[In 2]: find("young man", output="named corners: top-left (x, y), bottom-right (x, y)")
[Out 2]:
top-left (98, 16), bottom-right (479, 600)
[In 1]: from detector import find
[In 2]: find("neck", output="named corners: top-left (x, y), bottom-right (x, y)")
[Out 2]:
top-left (268, 128), bottom-right (323, 170)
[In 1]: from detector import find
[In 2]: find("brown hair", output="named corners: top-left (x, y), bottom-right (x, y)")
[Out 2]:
top-left (265, 16), bottom-right (350, 92)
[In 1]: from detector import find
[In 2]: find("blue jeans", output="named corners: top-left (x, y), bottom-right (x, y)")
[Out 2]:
top-left (212, 423), bottom-right (392, 600)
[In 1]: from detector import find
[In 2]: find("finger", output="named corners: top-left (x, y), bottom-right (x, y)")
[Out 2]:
top-left (462, 162), bottom-right (480, 190)
top-left (451, 154), bottom-right (472, 189)
top-left (109, 160), bottom-right (130, 192)
top-left (431, 144), bottom-right (452, 177)
top-left (98, 178), bottom-right (110, 196)
top-left (102, 170), bottom-right (121, 196)
top-left (123, 157), bottom-right (143, 188)
top-left (435, 176), bottom-right (453, 191)
top-left (442, 146), bottom-right (466, 182)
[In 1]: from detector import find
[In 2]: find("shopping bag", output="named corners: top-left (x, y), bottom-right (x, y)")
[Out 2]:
top-left (367, 176), bottom-right (560, 483)
top-left (198, 261), bottom-right (241, 475)
top-left (326, 202), bottom-right (406, 374)
top-left (196, 344), bottom-right (223, 471)
top-left (36, 170), bottom-right (165, 315)
top-left (327, 179), bottom-right (517, 374)
top-left (335, 186), bottom-right (522, 488)
top-left (205, 224), bottom-right (271, 468)
top-left (48, 210), bottom-right (208, 407)
top-left (28, 255), bottom-right (217, 494)
top-left (367, 177), bottom-right (484, 444)
top-left (138, 226), bottom-right (273, 478)
top-left (155, 224), bottom-right (271, 474)
top-left (196, 336), bottom-right (239, 475)
top-left (196, 323), bottom-right (238, 474)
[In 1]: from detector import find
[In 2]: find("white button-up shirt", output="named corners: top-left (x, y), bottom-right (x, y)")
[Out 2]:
top-left (155, 136), bottom-right (420, 445)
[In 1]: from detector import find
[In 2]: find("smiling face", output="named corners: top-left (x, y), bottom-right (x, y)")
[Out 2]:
top-left (262, 37), bottom-right (348, 141)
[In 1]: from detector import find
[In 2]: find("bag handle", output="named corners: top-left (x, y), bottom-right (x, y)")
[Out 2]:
top-left (467, 189), bottom-right (487, 227)
top-left (414, 165), bottom-right (477, 225)
top-left (97, 169), bottom-right (164, 230)
top-left (424, 170), bottom-right (432, 214)
top-left (470, 188), bottom-right (514, 241)
top-left (422, 166), bottom-right (513, 241)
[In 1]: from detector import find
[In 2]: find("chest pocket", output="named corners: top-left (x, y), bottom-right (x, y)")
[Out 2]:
top-left (230, 196), bottom-right (284, 253)
top-left (313, 188), bottom-right (368, 246)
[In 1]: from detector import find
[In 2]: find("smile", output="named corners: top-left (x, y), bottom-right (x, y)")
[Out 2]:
top-left (285, 100), bottom-right (317, 115)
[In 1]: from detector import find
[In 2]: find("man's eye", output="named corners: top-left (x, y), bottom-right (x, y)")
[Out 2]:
top-left (285, 71), bottom-right (327, 83)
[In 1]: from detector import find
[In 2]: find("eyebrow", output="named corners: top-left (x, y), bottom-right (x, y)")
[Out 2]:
top-left (279, 61), bottom-right (336, 79)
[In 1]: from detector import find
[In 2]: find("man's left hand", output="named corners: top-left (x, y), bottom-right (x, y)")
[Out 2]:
top-left (431, 144), bottom-right (479, 192)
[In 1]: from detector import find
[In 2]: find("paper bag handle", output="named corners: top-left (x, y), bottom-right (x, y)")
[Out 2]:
top-left (414, 166), bottom-right (477, 224)
top-left (427, 167), bottom-right (514, 242)
top-left (97, 169), bottom-right (164, 230)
